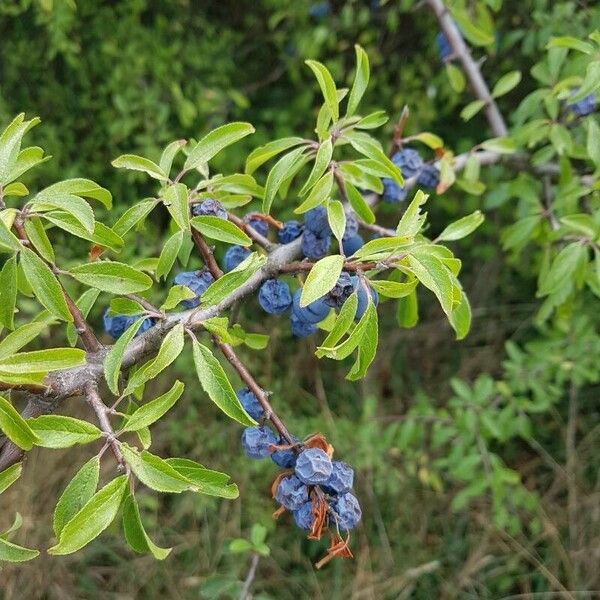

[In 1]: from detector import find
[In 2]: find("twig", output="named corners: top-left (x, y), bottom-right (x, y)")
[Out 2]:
top-left (228, 213), bottom-right (274, 251)
top-left (424, 0), bottom-right (508, 137)
top-left (239, 553), bottom-right (260, 600)
top-left (566, 381), bottom-right (579, 583)
top-left (191, 228), bottom-right (224, 279)
top-left (85, 382), bottom-right (125, 471)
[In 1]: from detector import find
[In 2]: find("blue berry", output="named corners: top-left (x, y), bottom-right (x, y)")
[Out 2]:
top-left (173, 269), bottom-right (215, 308)
top-left (290, 314), bottom-right (318, 338)
top-left (343, 211), bottom-right (359, 238)
top-left (308, 1), bottom-right (330, 18)
top-left (304, 206), bottom-right (331, 237)
top-left (103, 310), bottom-right (154, 340)
top-left (278, 220), bottom-right (304, 244)
top-left (275, 475), bottom-right (309, 511)
top-left (192, 198), bottom-right (227, 219)
top-left (568, 92), bottom-right (597, 117)
top-left (382, 179), bottom-right (407, 203)
top-left (258, 279), bottom-right (292, 314)
top-left (342, 233), bottom-right (364, 256)
top-left (241, 426), bottom-right (278, 459)
top-left (223, 245), bottom-right (251, 272)
top-left (324, 272), bottom-right (355, 309)
top-left (293, 501), bottom-right (315, 530)
top-left (245, 216), bottom-right (269, 237)
top-left (436, 31), bottom-right (452, 61)
top-left (295, 448), bottom-right (333, 485)
top-left (322, 461), bottom-right (354, 495)
top-left (417, 164), bottom-right (440, 190)
top-left (330, 492), bottom-right (362, 531)
top-left (291, 289), bottom-right (330, 324)
top-left (236, 388), bottom-right (264, 421)
top-left (271, 436), bottom-right (299, 468)
top-left (351, 276), bottom-right (379, 320)
top-left (301, 230), bottom-right (331, 259)
top-left (392, 148), bottom-right (424, 179)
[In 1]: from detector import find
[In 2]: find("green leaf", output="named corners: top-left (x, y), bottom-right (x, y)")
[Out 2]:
top-left (538, 243), bottom-right (588, 296)
top-left (36, 178), bottom-right (113, 210)
top-left (122, 493), bottom-right (171, 560)
top-left (190, 216), bottom-right (252, 246)
top-left (104, 317), bottom-right (147, 395)
top-left (112, 154), bottom-right (168, 181)
top-left (411, 132), bottom-right (444, 150)
top-left (300, 255), bottom-right (344, 307)
top-left (53, 456), bottom-right (100, 537)
top-left (448, 285), bottom-right (472, 340)
top-left (0, 463), bottom-right (22, 495)
top-left (0, 537), bottom-right (39, 562)
top-left (125, 324), bottom-right (185, 393)
top-left (460, 100), bottom-right (486, 122)
top-left (161, 285), bottom-right (196, 311)
top-left (305, 60), bottom-right (339, 123)
top-left (165, 458), bottom-right (239, 499)
top-left (370, 278), bottom-right (418, 298)
top-left (192, 338), bottom-right (255, 426)
top-left (492, 71), bottom-right (521, 98)
top-left (121, 381), bottom-right (184, 432)
top-left (121, 445), bottom-right (191, 493)
top-left (42, 212), bottom-right (124, 252)
top-left (327, 200), bottom-right (346, 245)
top-left (113, 199), bottom-right (159, 238)
top-left (446, 63), bottom-right (466, 92)
top-left (0, 395), bottom-right (40, 450)
top-left (69, 261), bottom-right (153, 295)
top-left (451, 10), bottom-right (495, 46)
top-left (28, 416), bottom-right (101, 449)
top-left (480, 137), bottom-right (516, 154)
top-left (586, 118), bottom-right (600, 169)
top-left (347, 135), bottom-right (403, 185)
top-left (0, 256), bottom-right (17, 329)
top-left (407, 252), bottom-right (454, 315)
top-left (23, 217), bottom-right (54, 263)
top-left (316, 293), bottom-right (358, 357)
top-left (31, 194), bottom-right (95, 234)
top-left (0, 323), bottom-right (52, 360)
top-left (396, 289), bottom-right (419, 328)
top-left (346, 45), bottom-right (370, 116)
top-left (245, 137), bottom-right (305, 175)
top-left (396, 189), bottom-right (428, 237)
top-left (352, 236), bottom-right (412, 261)
top-left (201, 253), bottom-right (267, 306)
top-left (184, 122), bottom-right (254, 171)
top-left (0, 217), bottom-right (22, 253)
top-left (262, 146), bottom-right (306, 214)
top-left (163, 183), bottom-right (190, 231)
top-left (0, 114), bottom-right (40, 185)
top-left (156, 230), bottom-right (184, 280)
top-left (344, 180), bottom-right (375, 224)
top-left (299, 138), bottom-right (333, 196)
top-left (437, 210), bottom-right (485, 241)
top-left (355, 111), bottom-right (388, 129)
top-left (547, 36), bottom-right (594, 54)
top-left (0, 348), bottom-right (85, 374)
top-left (295, 171), bottom-right (333, 214)
top-left (3, 182), bottom-right (29, 198)
top-left (48, 475), bottom-right (128, 555)
top-left (571, 61), bottom-right (600, 102)
top-left (347, 301), bottom-right (378, 380)
top-left (159, 139), bottom-right (186, 176)
top-left (19, 248), bottom-right (72, 321)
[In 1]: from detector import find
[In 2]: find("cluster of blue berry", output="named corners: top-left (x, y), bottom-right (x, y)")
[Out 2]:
top-left (238, 387), bottom-right (361, 536)
top-left (382, 148), bottom-right (440, 203)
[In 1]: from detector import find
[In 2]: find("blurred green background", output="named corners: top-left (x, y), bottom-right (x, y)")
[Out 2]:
top-left (1, 0), bottom-right (600, 598)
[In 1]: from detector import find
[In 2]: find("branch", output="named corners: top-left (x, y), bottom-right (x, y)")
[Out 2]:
top-left (191, 228), bottom-right (224, 279)
top-left (228, 213), bottom-right (274, 251)
top-left (425, 0), bottom-right (508, 137)
top-left (239, 553), bottom-right (260, 600)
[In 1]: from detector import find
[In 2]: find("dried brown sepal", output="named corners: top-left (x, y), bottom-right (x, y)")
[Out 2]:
top-left (315, 533), bottom-right (354, 569)
top-left (272, 505), bottom-right (286, 520)
top-left (307, 494), bottom-right (328, 541)
top-left (303, 433), bottom-right (334, 458)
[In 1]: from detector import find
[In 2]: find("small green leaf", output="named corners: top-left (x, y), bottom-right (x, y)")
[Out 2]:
top-left (190, 216), bottom-right (252, 246)
top-left (162, 183), bottom-right (190, 231)
top-left (448, 285), bottom-right (472, 340)
top-left (547, 36), bottom-right (594, 54)
top-left (396, 190), bottom-right (428, 237)
top-left (28, 416), bottom-right (102, 448)
top-left (0, 463), bottom-right (22, 494)
top-left (305, 60), bottom-right (339, 123)
top-left (245, 137), bottom-right (305, 175)
top-left (0, 216), bottom-right (21, 253)
top-left (492, 71), bottom-right (522, 98)
top-left (113, 199), bottom-right (159, 238)
top-left (412, 132), bottom-right (444, 150)
top-left (19, 248), bottom-right (72, 322)
top-left (446, 63), bottom-right (466, 92)
top-left (437, 210), bottom-right (485, 241)
top-left (346, 45), bottom-right (370, 117)
top-left (161, 285), bottom-right (196, 311)
top-left (36, 178), bottom-right (112, 210)
top-left (112, 154), bottom-right (168, 181)
top-left (122, 493), bottom-right (171, 560)
top-left (295, 171), bottom-right (333, 214)
top-left (31, 194), bottom-right (95, 234)
top-left (347, 134), bottom-right (403, 184)
top-left (48, 475), bottom-right (128, 555)
top-left (460, 100), bottom-right (486, 122)
top-left (159, 139), bottom-right (186, 176)
top-left (23, 217), bottom-right (54, 263)
top-left (344, 180), bottom-right (375, 224)
top-left (0, 395), bottom-right (40, 450)
top-left (69, 261), bottom-right (153, 295)
top-left (121, 381), bottom-right (184, 432)
top-left (0, 256), bottom-right (17, 329)
top-left (262, 146), bottom-right (307, 214)
top-left (327, 200), bottom-right (346, 245)
top-left (480, 137), bottom-right (516, 154)
top-left (53, 456), bottom-right (100, 537)
top-left (42, 212), bottom-right (124, 252)
top-left (299, 138), bottom-right (333, 196)
top-left (0, 537), bottom-right (39, 562)
top-left (355, 111), bottom-right (388, 129)
top-left (0, 348), bottom-right (85, 374)
top-left (407, 252), bottom-right (454, 316)
top-left (347, 301), bottom-right (378, 380)
top-left (165, 458), bottom-right (239, 499)
top-left (104, 317), bottom-right (146, 395)
top-left (156, 230), bottom-right (184, 280)
top-left (0, 322), bottom-right (52, 360)
top-left (3, 182), bottom-right (29, 198)
top-left (184, 122), bottom-right (255, 171)
top-left (370, 278), bottom-right (418, 298)
top-left (316, 294), bottom-right (358, 357)
top-left (192, 338), bottom-right (255, 426)
top-left (300, 255), bottom-right (344, 307)
top-left (396, 289), bottom-right (419, 328)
